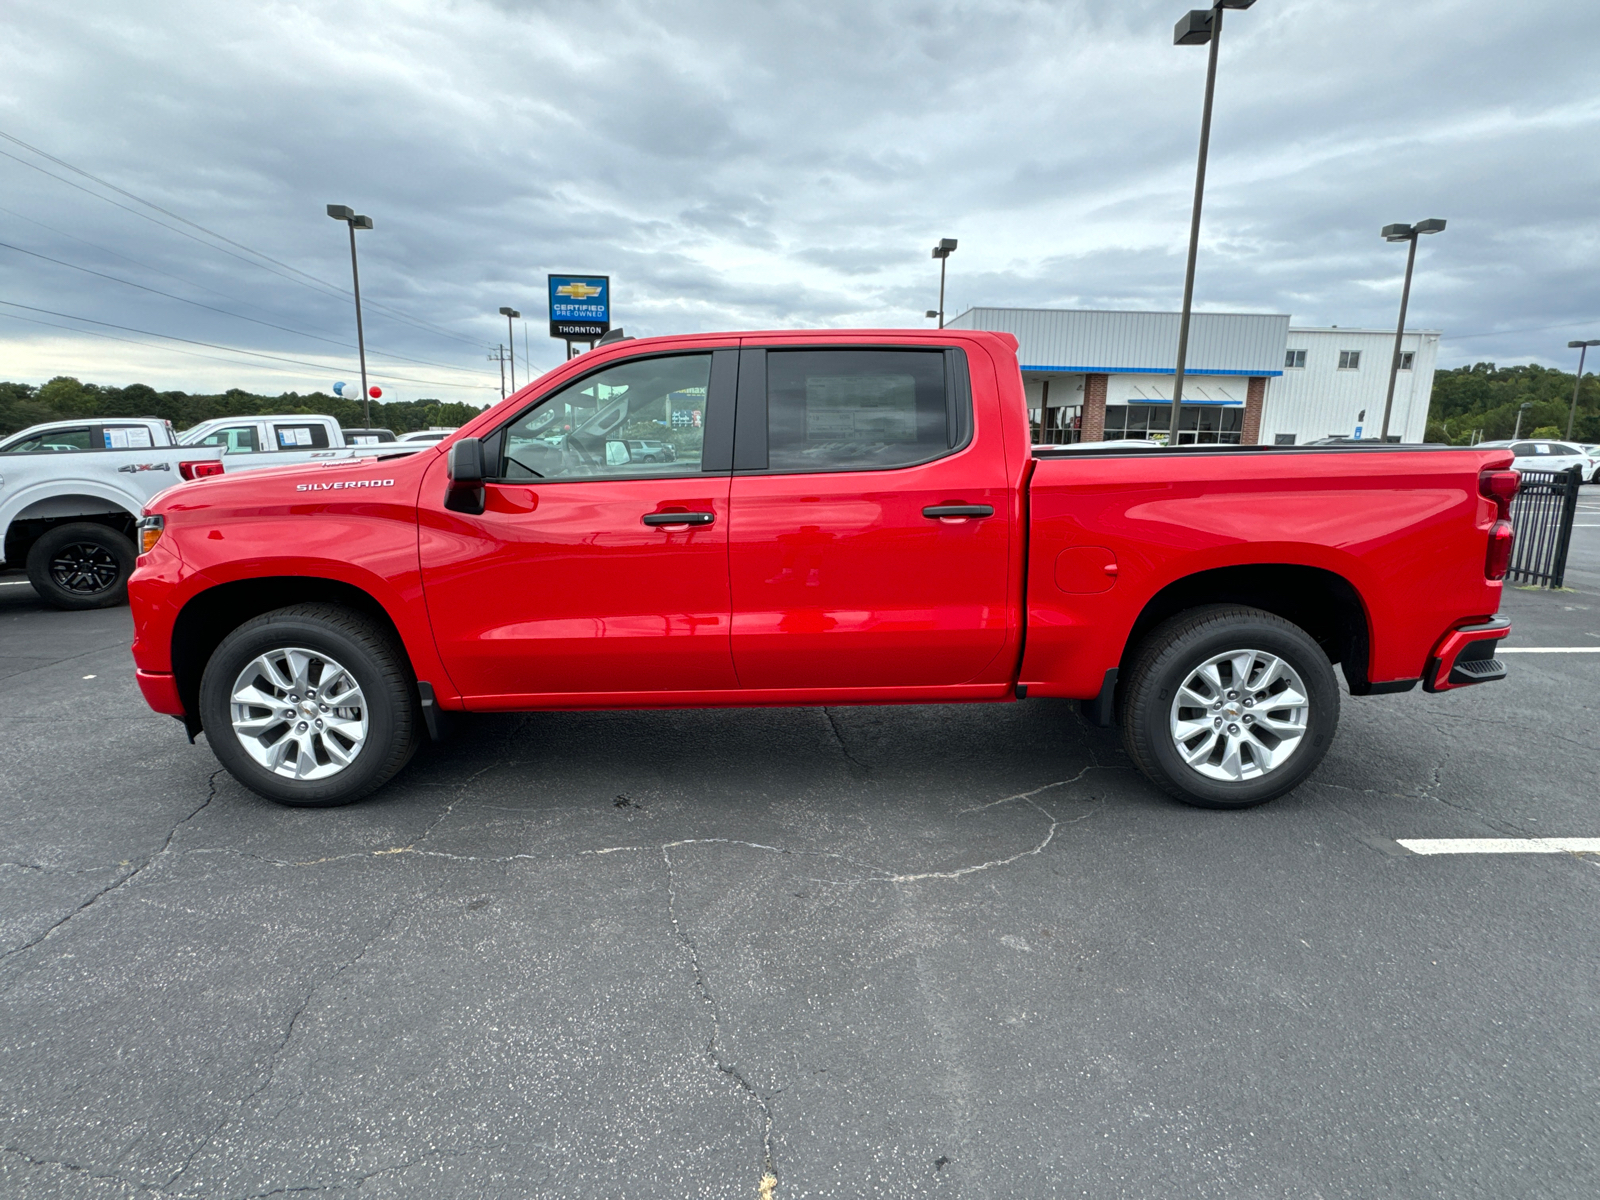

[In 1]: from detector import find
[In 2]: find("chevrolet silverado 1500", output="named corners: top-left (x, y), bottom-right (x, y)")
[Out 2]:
top-left (128, 329), bottom-right (1516, 809)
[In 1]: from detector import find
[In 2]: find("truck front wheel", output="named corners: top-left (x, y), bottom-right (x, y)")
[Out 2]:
top-left (198, 604), bottom-right (418, 807)
top-left (1121, 605), bottom-right (1340, 809)
top-left (26, 522), bottom-right (136, 610)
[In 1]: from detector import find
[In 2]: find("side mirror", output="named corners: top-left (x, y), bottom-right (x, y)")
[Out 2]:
top-left (445, 438), bottom-right (486, 514)
top-left (605, 440), bottom-right (632, 467)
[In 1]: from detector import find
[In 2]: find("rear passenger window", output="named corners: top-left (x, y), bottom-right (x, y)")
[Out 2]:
top-left (102, 425), bottom-right (154, 449)
top-left (7, 427), bottom-right (92, 452)
top-left (765, 349), bottom-right (962, 472)
top-left (197, 426), bottom-right (260, 453)
top-left (274, 424), bottom-right (331, 449)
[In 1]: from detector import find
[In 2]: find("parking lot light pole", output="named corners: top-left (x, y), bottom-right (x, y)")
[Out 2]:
top-left (931, 239), bottom-right (957, 328)
top-left (1513, 401), bottom-right (1532, 440)
top-left (1567, 340), bottom-right (1600, 440)
top-left (1379, 218), bottom-right (1447, 441)
top-left (1169, 0), bottom-right (1255, 445)
top-left (326, 205), bottom-right (375, 429)
top-left (500, 307), bottom-right (521, 391)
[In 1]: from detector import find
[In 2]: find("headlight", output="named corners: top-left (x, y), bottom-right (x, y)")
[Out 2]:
top-left (137, 513), bottom-right (164, 554)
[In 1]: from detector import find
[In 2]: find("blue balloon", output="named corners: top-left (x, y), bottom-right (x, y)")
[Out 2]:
top-left (333, 381), bottom-right (347, 395)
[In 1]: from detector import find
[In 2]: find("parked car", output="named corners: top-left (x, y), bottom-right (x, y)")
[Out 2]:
top-left (131, 328), bottom-right (1515, 812)
top-left (1, 438), bottom-right (225, 609)
top-left (626, 439), bottom-right (677, 463)
top-left (342, 427), bottom-right (398, 445)
top-left (1473, 439), bottom-right (1589, 476)
top-left (0, 417), bottom-right (178, 454)
top-left (178, 415), bottom-right (424, 472)
top-left (398, 428), bottom-right (459, 443)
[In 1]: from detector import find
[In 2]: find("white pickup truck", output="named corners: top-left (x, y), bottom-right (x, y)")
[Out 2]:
top-left (0, 425), bottom-right (227, 610)
top-left (0, 416), bottom-right (180, 454)
top-left (177, 414), bottom-right (426, 471)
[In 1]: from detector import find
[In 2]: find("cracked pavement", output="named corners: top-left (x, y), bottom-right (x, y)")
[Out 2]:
top-left (1, 572), bottom-right (1598, 1198)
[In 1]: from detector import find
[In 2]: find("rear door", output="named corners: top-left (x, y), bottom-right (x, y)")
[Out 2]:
top-left (420, 347), bottom-right (739, 702)
top-left (726, 343), bottom-right (1012, 689)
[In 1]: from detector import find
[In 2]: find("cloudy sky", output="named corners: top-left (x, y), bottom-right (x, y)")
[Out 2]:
top-left (1, 0), bottom-right (1597, 407)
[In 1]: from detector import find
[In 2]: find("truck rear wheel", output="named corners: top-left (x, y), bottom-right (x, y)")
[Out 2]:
top-left (26, 522), bottom-right (136, 610)
top-left (198, 604), bottom-right (418, 807)
top-left (1121, 605), bottom-right (1339, 809)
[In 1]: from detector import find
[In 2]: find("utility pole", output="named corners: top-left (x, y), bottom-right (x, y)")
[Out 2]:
top-left (489, 346), bottom-right (506, 399)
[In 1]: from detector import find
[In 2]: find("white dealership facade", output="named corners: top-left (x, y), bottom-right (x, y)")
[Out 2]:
top-left (944, 307), bottom-right (1440, 445)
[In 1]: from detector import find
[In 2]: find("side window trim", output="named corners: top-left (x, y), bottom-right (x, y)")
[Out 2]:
top-left (732, 343), bottom-right (974, 475)
top-left (483, 349), bottom-right (732, 483)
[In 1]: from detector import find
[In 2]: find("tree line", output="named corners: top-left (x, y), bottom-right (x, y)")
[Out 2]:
top-left (0, 376), bottom-right (486, 438)
top-left (1426, 362), bottom-right (1600, 445)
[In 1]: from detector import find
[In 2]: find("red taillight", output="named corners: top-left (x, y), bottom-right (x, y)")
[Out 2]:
top-left (1486, 519), bottom-right (1514, 580)
top-left (1479, 469), bottom-right (1519, 519)
top-left (178, 460), bottom-right (225, 481)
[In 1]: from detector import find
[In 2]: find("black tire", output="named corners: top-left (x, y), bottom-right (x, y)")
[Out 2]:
top-left (1121, 605), bottom-right (1340, 810)
top-left (25, 522), bottom-right (136, 610)
top-left (199, 604), bottom-right (418, 807)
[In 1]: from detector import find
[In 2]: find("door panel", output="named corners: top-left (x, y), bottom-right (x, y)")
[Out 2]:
top-left (727, 345), bottom-right (1011, 689)
top-left (421, 474), bottom-right (735, 698)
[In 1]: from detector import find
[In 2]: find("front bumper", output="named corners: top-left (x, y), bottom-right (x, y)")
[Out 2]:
top-left (135, 669), bottom-right (185, 716)
top-left (1423, 617), bottom-right (1511, 693)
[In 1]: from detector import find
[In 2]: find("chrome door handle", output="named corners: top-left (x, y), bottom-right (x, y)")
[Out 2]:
top-left (642, 511), bottom-right (715, 526)
top-left (922, 504), bottom-right (994, 519)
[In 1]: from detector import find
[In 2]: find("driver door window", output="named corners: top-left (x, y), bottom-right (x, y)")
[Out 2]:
top-left (500, 354), bottom-right (711, 480)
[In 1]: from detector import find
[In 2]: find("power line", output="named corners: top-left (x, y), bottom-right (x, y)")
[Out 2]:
top-left (0, 238), bottom-right (493, 378)
top-left (0, 201), bottom-right (496, 378)
top-left (0, 298), bottom-right (499, 389)
top-left (0, 129), bottom-right (489, 350)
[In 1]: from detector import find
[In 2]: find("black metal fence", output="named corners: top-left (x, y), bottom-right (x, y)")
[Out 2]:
top-left (1508, 466), bottom-right (1582, 588)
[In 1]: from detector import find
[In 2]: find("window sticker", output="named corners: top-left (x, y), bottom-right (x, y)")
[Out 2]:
top-left (804, 374), bottom-right (918, 443)
top-left (104, 426), bottom-right (154, 449)
top-left (278, 427), bottom-right (314, 447)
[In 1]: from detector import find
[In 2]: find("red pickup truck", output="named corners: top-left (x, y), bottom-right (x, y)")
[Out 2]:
top-left (128, 329), bottom-right (1516, 810)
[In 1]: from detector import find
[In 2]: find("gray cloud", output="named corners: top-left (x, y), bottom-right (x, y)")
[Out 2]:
top-left (0, 0), bottom-right (1597, 406)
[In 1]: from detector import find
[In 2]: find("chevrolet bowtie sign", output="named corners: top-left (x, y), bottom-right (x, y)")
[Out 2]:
top-left (548, 274), bottom-right (610, 340)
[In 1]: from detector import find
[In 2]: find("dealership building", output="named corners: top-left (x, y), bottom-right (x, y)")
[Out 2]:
top-left (944, 307), bottom-right (1440, 445)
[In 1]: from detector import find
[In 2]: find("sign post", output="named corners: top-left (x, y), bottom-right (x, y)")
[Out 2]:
top-left (548, 274), bottom-right (610, 358)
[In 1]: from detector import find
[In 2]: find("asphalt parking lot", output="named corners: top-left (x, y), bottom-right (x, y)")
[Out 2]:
top-left (1, 517), bottom-right (1597, 1198)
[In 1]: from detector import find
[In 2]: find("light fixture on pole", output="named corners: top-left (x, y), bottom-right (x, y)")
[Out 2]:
top-left (931, 239), bottom-right (957, 328)
top-left (925, 310), bottom-right (940, 322)
top-left (1567, 340), bottom-right (1600, 440)
top-left (1513, 400), bottom-right (1533, 440)
top-left (1378, 217), bottom-right (1446, 441)
top-left (326, 205), bottom-right (375, 429)
top-left (499, 307), bottom-right (521, 392)
top-left (1168, 0), bottom-right (1255, 445)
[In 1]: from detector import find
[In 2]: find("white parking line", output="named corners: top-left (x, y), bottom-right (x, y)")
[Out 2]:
top-left (1497, 647), bottom-right (1600, 653)
top-left (1399, 838), bottom-right (1600, 855)
top-left (0, 580), bottom-right (33, 588)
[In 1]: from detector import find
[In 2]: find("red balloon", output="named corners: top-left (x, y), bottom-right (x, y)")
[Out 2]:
top-left (368, 386), bottom-right (382, 399)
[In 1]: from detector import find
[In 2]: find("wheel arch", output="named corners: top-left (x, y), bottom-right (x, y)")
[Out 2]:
top-left (4, 493), bottom-right (138, 566)
top-left (171, 576), bottom-right (411, 737)
top-left (1120, 563), bottom-right (1376, 695)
